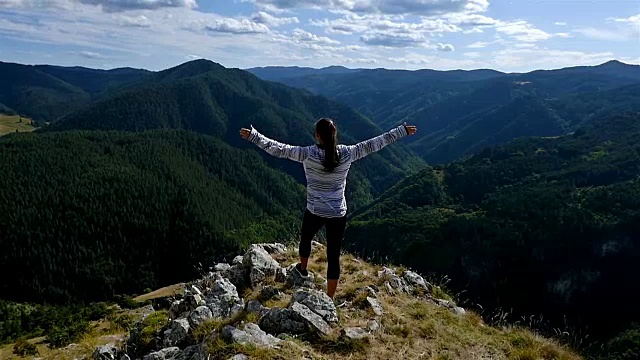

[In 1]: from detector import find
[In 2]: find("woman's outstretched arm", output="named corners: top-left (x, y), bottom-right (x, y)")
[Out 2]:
top-left (346, 122), bottom-right (417, 162)
top-left (240, 125), bottom-right (309, 162)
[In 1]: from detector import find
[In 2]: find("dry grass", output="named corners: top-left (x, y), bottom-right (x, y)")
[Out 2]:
top-left (0, 114), bottom-right (36, 136)
top-left (134, 283), bottom-right (185, 302)
top-left (3, 244), bottom-right (582, 360)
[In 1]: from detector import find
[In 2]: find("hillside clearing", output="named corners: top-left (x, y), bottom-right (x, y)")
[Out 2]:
top-left (0, 114), bottom-right (36, 136)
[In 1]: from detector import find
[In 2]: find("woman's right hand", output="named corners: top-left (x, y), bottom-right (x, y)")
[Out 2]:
top-left (403, 122), bottom-right (417, 136)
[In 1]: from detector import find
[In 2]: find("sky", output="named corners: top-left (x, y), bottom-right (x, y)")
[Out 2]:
top-left (0, 0), bottom-right (639, 73)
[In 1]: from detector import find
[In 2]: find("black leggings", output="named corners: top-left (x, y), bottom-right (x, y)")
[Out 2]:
top-left (299, 209), bottom-right (347, 280)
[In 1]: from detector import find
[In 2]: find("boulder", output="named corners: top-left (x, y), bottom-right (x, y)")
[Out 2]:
top-left (290, 302), bottom-right (331, 336)
top-left (188, 306), bottom-right (213, 327)
top-left (292, 289), bottom-right (338, 323)
top-left (260, 286), bottom-right (283, 301)
top-left (176, 344), bottom-right (207, 360)
top-left (243, 245), bottom-right (280, 287)
top-left (222, 323), bottom-right (282, 348)
top-left (221, 264), bottom-right (246, 290)
top-left (366, 297), bottom-right (384, 316)
top-left (246, 300), bottom-right (270, 316)
top-left (274, 267), bottom-right (288, 283)
top-left (258, 308), bottom-right (306, 336)
top-left (340, 327), bottom-right (369, 341)
top-left (378, 267), bottom-right (411, 294)
top-left (142, 347), bottom-right (181, 360)
top-left (228, 355), bottom-right (248, 360)
top-left (403, 270), bottom-right (432, 294)
top-left (206, 278), bottom-right (244, 319)
top-left (232, 256), bottom-right (244, 266)
top-left (162, 319), bottom-right (190, 348)
top-left (92, 343), bottom-right (121, 360)
top-left (214, 263), bottom-right (231, 272)
top-left (257, 243), bottom-right (287, 255)
top-left (367, 320), bottom-right (380, 332)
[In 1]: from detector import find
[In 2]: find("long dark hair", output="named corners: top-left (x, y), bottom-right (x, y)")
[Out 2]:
top-left (316, 118), bottom-right (339, 172)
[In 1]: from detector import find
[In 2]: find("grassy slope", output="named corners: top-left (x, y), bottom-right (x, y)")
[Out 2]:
top-left (0, 114), bottom-right (36, 136)
top-left (3, 245), bottom-right (581, 360)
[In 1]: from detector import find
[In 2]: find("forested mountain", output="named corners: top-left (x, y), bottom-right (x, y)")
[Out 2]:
top-left (0, 129), bottom-right (306, 304)
top-left (0, 61), bottom-right (150, 121)
top-left (344, 112), bottom-right (640, 352)
top-left (246, 65), bottom-right (360, 82)
top-left (48, 59), bottom-right (424, 209)
top-left (249, 60), bottom-right (640, 164)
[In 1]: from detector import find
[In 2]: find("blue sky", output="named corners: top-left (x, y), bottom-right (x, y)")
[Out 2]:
top-left (0, 0), bottom-right (638, 72)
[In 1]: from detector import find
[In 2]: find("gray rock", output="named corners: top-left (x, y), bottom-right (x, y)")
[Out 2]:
top-left (366, 297), bottom-right (384, 316)
top-left (222, 264), bottom-right (246, 290)
top-left (188, 306), bottom-right (213, 327)
top-left (259, 307), bottom-right (307, 335)
top-left (377, 266), bottom-right (396, 278)
top-left (189, 285), bottom-right (203, 296)
top-left (292, 289), bottom-right (338, 323)
top-left (290, 302), bottom-right (331, 335)
top-left (176, 344), bottom-right (207, 360)
top-left (168, 300), bottom-right (189, 320)
top-left (285, 264), bottom-right (315, 289)
top-left (246, 300), bottom-right (269, 316)
top-left (143, 347), bottom-right (181, 360)
top-left (214, 263), bottom-right (231, 272)
top-left (403, 270), bottom-right (432, 294)
top-left (340, 327), bottom-right (369, 341)
top-left (311, 240), bottom-right (325, 249)
top-left (206, 278), bottom-right (244, 319)
top-left (378, 267), bottom-right (411, 294)
top-left (453, 307), bottom-right (467, 316)
top-left (257, 243), bottom-right (287, 255)
top-left (222, 323), bottom-right (282, 348)
top-left (120, 355), bottom-right (132, 360)
top-left (229, 355), bottom-right (248, 360)
top-left (163, 319), bottom-right (190, 347)
top-left (260, 286), bottom-right (283, 301)
top-left (367, 320), bottom-right (380, 332)
top-left (184, 294), bottom-right (205, 309)
top-left (92, 344), bottom-right (120, 360)
top-left (243, 245), bottom-right (281, 287)
top-left (232, 255), bottom-right (244, 266)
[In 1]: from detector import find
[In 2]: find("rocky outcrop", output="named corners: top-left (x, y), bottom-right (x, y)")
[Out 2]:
top-left (97, 242), bottom-right (468, 360)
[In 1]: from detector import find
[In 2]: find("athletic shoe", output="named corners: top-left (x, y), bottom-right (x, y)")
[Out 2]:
top-left (295, 263), bottom-right (309, 278)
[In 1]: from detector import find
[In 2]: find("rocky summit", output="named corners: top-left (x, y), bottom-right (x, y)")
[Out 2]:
top-left (88, 242), bottom-right (580, 360)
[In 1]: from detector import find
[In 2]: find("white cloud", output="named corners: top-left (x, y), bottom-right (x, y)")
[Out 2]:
top-left (463, 27), bottom-right (484, 34)
top-left (360, 32), bottom-right (428, 47)
top-left (437, 43), bottom-right (455, 52)
top-left (555, 22), bottom-right (567, 26)
top-left (611, 14), bottom-right (640, 26)
top-left (575, 27), bottom-right (628, 41)
top-left (250, 0), bottom-right (489, 16)
top-left (494, 20), bottom-right (552, 42)
top-left (199, 18), bottom-right (270, 34)
top-left (464, 51), bottom-right (482, 58)
top-left (251, 11), bottom-right (298, 26)
top-left (493, 48), bottom-right (614, 70)
top-left (467, 41), bottom-right (488, 48)
top-left (119, 15), bottom-right (151, 27)
top-left (78, 0), bottom-right (197, 12)
top-left (79, 50), bottom-right (106, 59)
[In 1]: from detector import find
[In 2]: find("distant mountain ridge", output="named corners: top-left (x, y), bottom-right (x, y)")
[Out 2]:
top-left (248, 60), bottom-right (640, 164)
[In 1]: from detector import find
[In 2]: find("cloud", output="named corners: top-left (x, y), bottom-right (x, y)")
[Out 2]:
top-left (360, 32), bottom-right (428, 47)
top-left (464, 51), bottom-right (482, 58)
top-left (493, 48), bottom-right (615, 70)
top-left (467, 41), bottom-right (488, 48)
top-left (443, 13), bottom-right (498, 26)
top-left (611, 14), bottom-right (640, 26)
top-left (291, 28), bottom-right (340, 45)
top-left (555, 22), bottom-right (567, 26)
top-left (78, 0), bottom-right (197, 12)
top-left (79, 50), bottom-right (106, 59)
top-left (494, 20), bottom-right (552, 42)
top-left (119, 15), bottom-right (151, 27)
top-left (437, 43), bottom-right (455, 51)
top-left (251, 0), bottom-right (489, 16)
top-left (574, 27), bottom-right (627, 41)
top-left (251, 11), bottom-right (298, 26)
top-left (201, 18), bottom-right (270, 34)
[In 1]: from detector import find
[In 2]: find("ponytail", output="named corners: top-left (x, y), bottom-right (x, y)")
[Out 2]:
top-left (315, 118), bottom-right (339, 172)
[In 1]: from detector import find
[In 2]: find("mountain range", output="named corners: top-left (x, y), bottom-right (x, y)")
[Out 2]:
top-left (1, 58), bottom-right (640, 359)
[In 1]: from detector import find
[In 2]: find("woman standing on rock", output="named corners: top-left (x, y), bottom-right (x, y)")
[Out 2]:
top-left (240, 118), bottom-right (417, 299)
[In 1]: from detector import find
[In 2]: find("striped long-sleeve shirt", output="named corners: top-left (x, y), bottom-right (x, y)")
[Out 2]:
top-left (247, 124), bottom-right (409, 218)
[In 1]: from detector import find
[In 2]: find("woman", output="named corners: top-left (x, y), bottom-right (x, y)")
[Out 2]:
top-left (240, 118), bottom-right (417, 299)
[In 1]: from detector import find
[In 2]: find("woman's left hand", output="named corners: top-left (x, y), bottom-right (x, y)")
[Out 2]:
top-left (239, 127), bottom-right (251, 140)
